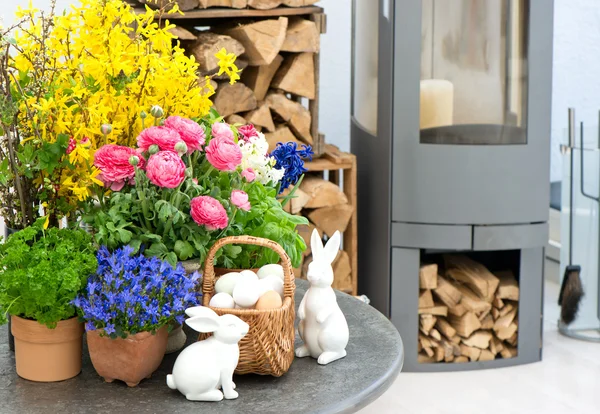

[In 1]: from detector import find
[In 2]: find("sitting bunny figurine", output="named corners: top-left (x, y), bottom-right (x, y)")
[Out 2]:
top-left (167, 306), bottom-right (249, 401)
top-left (296, 230), bottom-right (349, 365)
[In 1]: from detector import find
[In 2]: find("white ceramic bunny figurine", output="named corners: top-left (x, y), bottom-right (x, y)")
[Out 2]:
top-left (167, 306), bottom-right (249, 401)
top-left (296, 230), bottom-right (349, 365)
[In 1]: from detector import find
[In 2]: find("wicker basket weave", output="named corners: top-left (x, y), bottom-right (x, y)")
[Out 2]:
top-left (200, 236), bottom-right (296, 377)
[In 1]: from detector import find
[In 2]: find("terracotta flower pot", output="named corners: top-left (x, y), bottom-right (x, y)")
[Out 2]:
top-left (87, 326), bottom-right (168, 387)
top-left (11, 315), bottom-right (84, 382)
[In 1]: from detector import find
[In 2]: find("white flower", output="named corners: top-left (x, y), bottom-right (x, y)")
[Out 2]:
top-left (238, 133), bottom-right (283, 186)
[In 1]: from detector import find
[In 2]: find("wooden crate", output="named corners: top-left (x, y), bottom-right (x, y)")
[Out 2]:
top-left (131, 2), bottom-right (326, 156)
top-left (294, 144), bottom-right (357, 295)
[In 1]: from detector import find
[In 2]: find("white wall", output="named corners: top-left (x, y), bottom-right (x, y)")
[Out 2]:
top-left (551, 0), bottom-right (600, 182)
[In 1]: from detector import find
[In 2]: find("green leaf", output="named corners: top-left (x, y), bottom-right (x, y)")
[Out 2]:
top-left (174, 240), bottom-right (195, 260)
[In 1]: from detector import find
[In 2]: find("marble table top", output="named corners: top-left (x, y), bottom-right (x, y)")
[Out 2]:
top-left (0, 279), bottom-right (403, 414)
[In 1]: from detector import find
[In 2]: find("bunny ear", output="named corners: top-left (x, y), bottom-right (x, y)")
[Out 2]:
top-left (185, 306), bottom-right (218, 319)
top-left (186, 315), bottom-right (221, 333)
top-left (323, 231), bottom-right (341, 264)
top-left (311, 229), bottom-right (324, 261)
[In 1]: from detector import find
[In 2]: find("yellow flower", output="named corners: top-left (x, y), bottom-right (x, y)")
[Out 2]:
top-left (215, 48), bottom-right (241, 85)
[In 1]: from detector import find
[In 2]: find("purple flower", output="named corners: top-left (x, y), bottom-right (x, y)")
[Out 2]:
top-left (73, 246), bottom-right (202, 336)
top-left (271, 142), bottom-right (313, 193)
top-left (85, 321), bottom-right (96, 332)
top-left (105, 323), bottom-right (116, 335)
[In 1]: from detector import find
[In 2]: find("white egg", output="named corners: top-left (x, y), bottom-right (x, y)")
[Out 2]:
top-left (209, 292), bottom-right (235, 309)
top-left (215, 272), bottom-right (242, 295)
top-left (257, 264), bottom-right (284, 281)
top-left (233, 279), bottom-right (261, 308)
top-left (259, 275), bottom-right (284, 300)
top-left (239, 269), bottom-right (259, 283)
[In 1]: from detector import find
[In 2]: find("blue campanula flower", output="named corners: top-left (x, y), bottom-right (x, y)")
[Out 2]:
top-left (73, 246), bottom-right (202, 337)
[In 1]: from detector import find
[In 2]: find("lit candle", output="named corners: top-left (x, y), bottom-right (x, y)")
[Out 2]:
top-left (420, 79), bottom-right (454, 130)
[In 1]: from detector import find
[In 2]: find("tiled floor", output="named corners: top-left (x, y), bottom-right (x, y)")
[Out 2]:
top-left (359, 261), bottom-right (600, 414)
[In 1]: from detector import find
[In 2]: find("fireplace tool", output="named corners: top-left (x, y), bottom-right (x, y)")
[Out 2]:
top-left (558, 108), bottom-right (600, 342)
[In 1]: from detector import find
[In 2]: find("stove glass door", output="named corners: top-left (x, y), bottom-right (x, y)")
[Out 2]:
top-left (420, 0), bottom-right (530, 145)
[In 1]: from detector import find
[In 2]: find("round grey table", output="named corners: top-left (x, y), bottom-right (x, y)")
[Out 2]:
top-left (0, 279), bottom-right (403, 414)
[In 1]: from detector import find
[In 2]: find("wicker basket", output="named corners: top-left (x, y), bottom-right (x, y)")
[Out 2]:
top-left (200, 236), bottom-right (296, 377)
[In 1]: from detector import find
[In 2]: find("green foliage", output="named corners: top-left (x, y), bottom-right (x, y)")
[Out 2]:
top-left (0, 218), bottom-right (98, 328)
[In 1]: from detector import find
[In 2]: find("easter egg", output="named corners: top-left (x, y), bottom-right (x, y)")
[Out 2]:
top-left (233, 279), bottom-right (261, 308)
top-left (257, 264), bottom-right (284, 281)
top-left (255, 290), bottom-right (283, 310)
top-left (209, 292), bottom-right (235, 309)
top-left (239, 269), bottom-right (259, 283)
top-left (215, 272), bottom-right (242, 295)
top-left (258, 275), bottom-right (284, 300)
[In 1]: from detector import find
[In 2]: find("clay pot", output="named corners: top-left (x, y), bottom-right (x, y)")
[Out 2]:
top-left (4, 226), bottom-right (19, 353)
top-left (87, 326), bottom-right (168, 387)
top-left (11, 315), bottom-right (84, 382)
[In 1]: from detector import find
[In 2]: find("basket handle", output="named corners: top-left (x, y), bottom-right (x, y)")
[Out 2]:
top-left (202, 236), bottom-right (295, 306)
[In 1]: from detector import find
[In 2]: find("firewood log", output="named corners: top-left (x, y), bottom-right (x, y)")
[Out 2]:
top-left (271, 52), bottom-right (315, 99)
top-left (454, 356), bottom-right (469, 363)
top-left (435, 318), bottom-right (457, 340)
top-left (188, 32), bottom-right (245, 74)
top-left (419, 264), bottom-right (438, 289)
top-left (225, 114), bottom-right (246, 125)
top-left (419, 290), bottom-right (435, 309)
top-left (445, 255), bottom-right (500, 301)
top-left (460, 344), bottom-right (481, 362)
top-left (245, 103), bottom-right (275, 132)
top-left (265, 92), bottom-right (313, 144)
top-left (264, 125), bottom-right (304, 152)
top-left (419, 314), bottom-right (437, 335)
top-left (213, 82), bottom-right (257, 117)
top-left (199, 0), bottom-right (247, 8)
top-left (247, 0), bottom-right (282, 8)
top-left (282, 0), bottom-right (319, 5)
top-left (418, 305), bottom-right (448, 317)
top-left (461, 331), bottom-right (493, 349)
top-left (454, 283), bottom-right (492, 314)
top-left (223, 18), bottom-right (289, 66)
top-left (241, 55), bottom-right (283, 101)
top-left (306, 204), bottom-right (354, 238)
top-left (280, 185), bottom-right (310, 214)
top-left (298, 176), bottom-right (348, 209)
top-left (433, 275), bottom-right (462, 308)
top-left (332, 250), bottom-right (352, 292)
top-left (141, 0), bottom-right (200, 11)
top-left (281, 18), bottom-right (320, 52)
top-left (500, 345), bottom-right (517, 358)
top-left (479, 350), bottom-right (495, 362)
top-left (495, 270), bottom-right (520, 301)
top-left (168, 26), bottom-right (198, 41)
top-left (448, 311), bottom-right (481, 338)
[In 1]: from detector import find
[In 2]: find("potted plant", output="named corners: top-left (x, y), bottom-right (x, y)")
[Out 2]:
top-left (86, 116), bottom-right (311, 271)
top-left (0, 218), bottom-right (97, 382)
top-left (74, 245), bottom-right (201, 387)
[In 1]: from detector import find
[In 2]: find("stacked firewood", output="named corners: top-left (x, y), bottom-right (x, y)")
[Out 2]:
top-left (139, 0), bottom-right (319, 11)
top-left (167, 16), bottom-right (320, 153)
top-left (418, 255), bottom-right (520, 364)
top-left (286, 175), bottom-right (353, 292)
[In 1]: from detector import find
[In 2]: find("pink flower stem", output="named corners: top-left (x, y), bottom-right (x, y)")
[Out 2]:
top-left (199, 165), bottom-right (214, 183)
top-left (216, 207), bottom-right (238, 239)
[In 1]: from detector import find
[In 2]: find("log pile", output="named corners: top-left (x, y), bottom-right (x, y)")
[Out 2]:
top-left (174, 16), bottom-right (321, 153)
top-left (417, 256), bottom-right (520, 364)
top-left (139, 0), bottom-right (320, 11)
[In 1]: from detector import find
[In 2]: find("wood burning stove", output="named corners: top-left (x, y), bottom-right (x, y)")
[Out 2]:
top-left (351, 0), bottom-right (553, 371)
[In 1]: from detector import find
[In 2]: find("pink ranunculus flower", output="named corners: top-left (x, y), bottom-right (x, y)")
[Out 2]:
top-left (231, 190), bottom-right (251, 211)
top-left (145, 151), bottom-right (186, 189)
top-left (238, 124), bottom-right (259, 141)
top-left (164, 116), bottom-right (206, 153)
top-left (211, 122), bottom-right (234, 142)
top-left (241, 168), bottom-right (256, 182)
top-left (136, 126), bottom-right (182, 153)
top-left (190, 196), bottom-right (228, 231)
top-left (205, 135), bottom-right (242, 171)
top-left (94, 144), bottom-right (144, 191)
